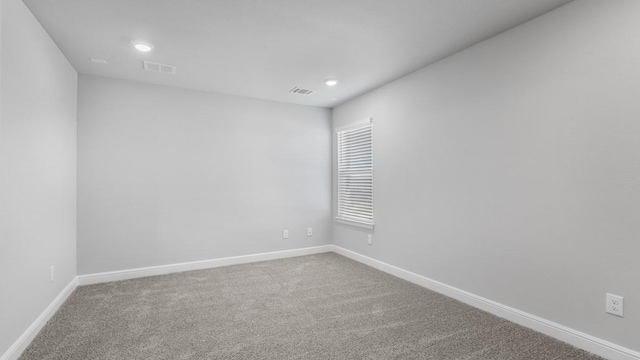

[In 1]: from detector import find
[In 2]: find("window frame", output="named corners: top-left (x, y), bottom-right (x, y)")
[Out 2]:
top-left (335, 118), bottom-right (374, 230)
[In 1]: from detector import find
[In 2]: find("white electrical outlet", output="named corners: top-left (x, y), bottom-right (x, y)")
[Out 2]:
top-left (606, 293), bottom-right (623, 317)
top-left (307, 228), bottom-right (312, 237)
top-left (283, 230), bottom-right (289, 239)
top-left (50, 266), bottom-right (54, 283)
top-left (367, 234), bottom-right (372, 245)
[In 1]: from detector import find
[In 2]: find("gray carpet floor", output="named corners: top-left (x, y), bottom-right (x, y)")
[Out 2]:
top-left (20, 253), bottom-right (603, 359)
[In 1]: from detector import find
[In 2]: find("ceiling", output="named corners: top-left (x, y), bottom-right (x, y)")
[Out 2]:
top-left (25, 0), bottom-right (573, 108)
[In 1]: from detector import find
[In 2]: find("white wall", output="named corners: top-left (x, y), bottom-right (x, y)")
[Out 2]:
top-left (77, 75), bottom-right (332, 275)
top-left (333, 0), bottom-right (639, 352)
top-left (0, 0), bottom-right (77, 355)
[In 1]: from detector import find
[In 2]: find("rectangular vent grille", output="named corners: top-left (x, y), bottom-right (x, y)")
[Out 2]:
top-left (289, 87), bottom-right (315, 96)
top-left (143, 61), bottom-right (177, 75)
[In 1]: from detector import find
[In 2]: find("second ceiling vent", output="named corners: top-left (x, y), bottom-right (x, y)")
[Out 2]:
top-left (143, 60), bottom-right (176, 75)
top-left (289, 87), bottom-right (315, 96)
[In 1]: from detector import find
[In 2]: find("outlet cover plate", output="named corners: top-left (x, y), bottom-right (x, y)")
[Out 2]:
top-left (606, 293), bottom-right (623, 317)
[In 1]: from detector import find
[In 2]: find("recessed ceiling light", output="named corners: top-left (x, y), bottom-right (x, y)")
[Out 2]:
top-left (131, 40), bottom-right (154, 52)
top-left (325, 79), bottom-right (338, 86)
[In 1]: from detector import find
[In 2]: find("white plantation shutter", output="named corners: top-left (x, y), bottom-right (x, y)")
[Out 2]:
top-left (336, 118), bottom-right (374, 228)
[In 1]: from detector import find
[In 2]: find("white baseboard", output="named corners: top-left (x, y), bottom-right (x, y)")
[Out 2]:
top-left (77, 245), bottom-right (333, 286)
top-left (330, 245), bottom-right (639, 360)
top-left (1, 277), bottom-right (78, 360)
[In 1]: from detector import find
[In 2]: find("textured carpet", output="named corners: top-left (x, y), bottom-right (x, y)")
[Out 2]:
top-left (20, 253), bottom-right (603, 359)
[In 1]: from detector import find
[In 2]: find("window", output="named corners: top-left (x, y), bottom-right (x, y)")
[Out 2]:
top-left (336, 118), bottom-right (374, 229)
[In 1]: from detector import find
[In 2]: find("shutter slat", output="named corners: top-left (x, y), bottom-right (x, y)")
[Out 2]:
top-left (339, 212), bottom-right (373, 220)
top-left (339, 128), bottom-right (370, 138)
top-left (338, 169), bottom-right (373, 174)
top-left (339, 135), bottom-right (369, 142)
top-left (338, 197), bottom-right (373, 203)
top-left (338, 205), bottom-right (373, 212)
top-left (339, 208), bottom-right (373, 216)
top-left (339, 127), bottom-right (371, 137)
top-left (339, 148), bottom-right (371, 154)
top-left (339, 151), bottom-right (371, 158)
top-left (338, 192), bottom-right (373, 197)
top-left (338, 155), bottom-right (371, 163)
top-left (338, 159), bottom-right (372, 165)
top-left (339, 167), bottom-right (372, 172)
top-left (339, 136), bottom-right (371, 144)
top-left (338, 181), bottom-right (373, 185)
top-left (340, 145), bottom-right (371, 153)
top-left (338, 137), bottom-right (372, 147)
top-left (338, 151), bottom-right (371, 158)
top-left (339, 160), bottom-right (372, 166)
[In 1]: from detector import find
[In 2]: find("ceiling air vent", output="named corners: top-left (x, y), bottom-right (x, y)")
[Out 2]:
top-left (289, 87), bottom-right (315, 96)
top-left (143, 60), bottom-right (177, 75)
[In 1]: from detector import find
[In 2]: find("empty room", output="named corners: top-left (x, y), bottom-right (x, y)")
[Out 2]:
top-left (1, 0), bottom-right (638, 359)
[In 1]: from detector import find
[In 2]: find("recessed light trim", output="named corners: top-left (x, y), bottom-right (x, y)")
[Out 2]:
top-left (325, 79), bottom-right (338, 86)
top-left (131, 40), bottom-right (154, 52)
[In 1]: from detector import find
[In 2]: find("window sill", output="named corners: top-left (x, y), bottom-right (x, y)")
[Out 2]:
top-left (335, 217), bottom-right (374, 230)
